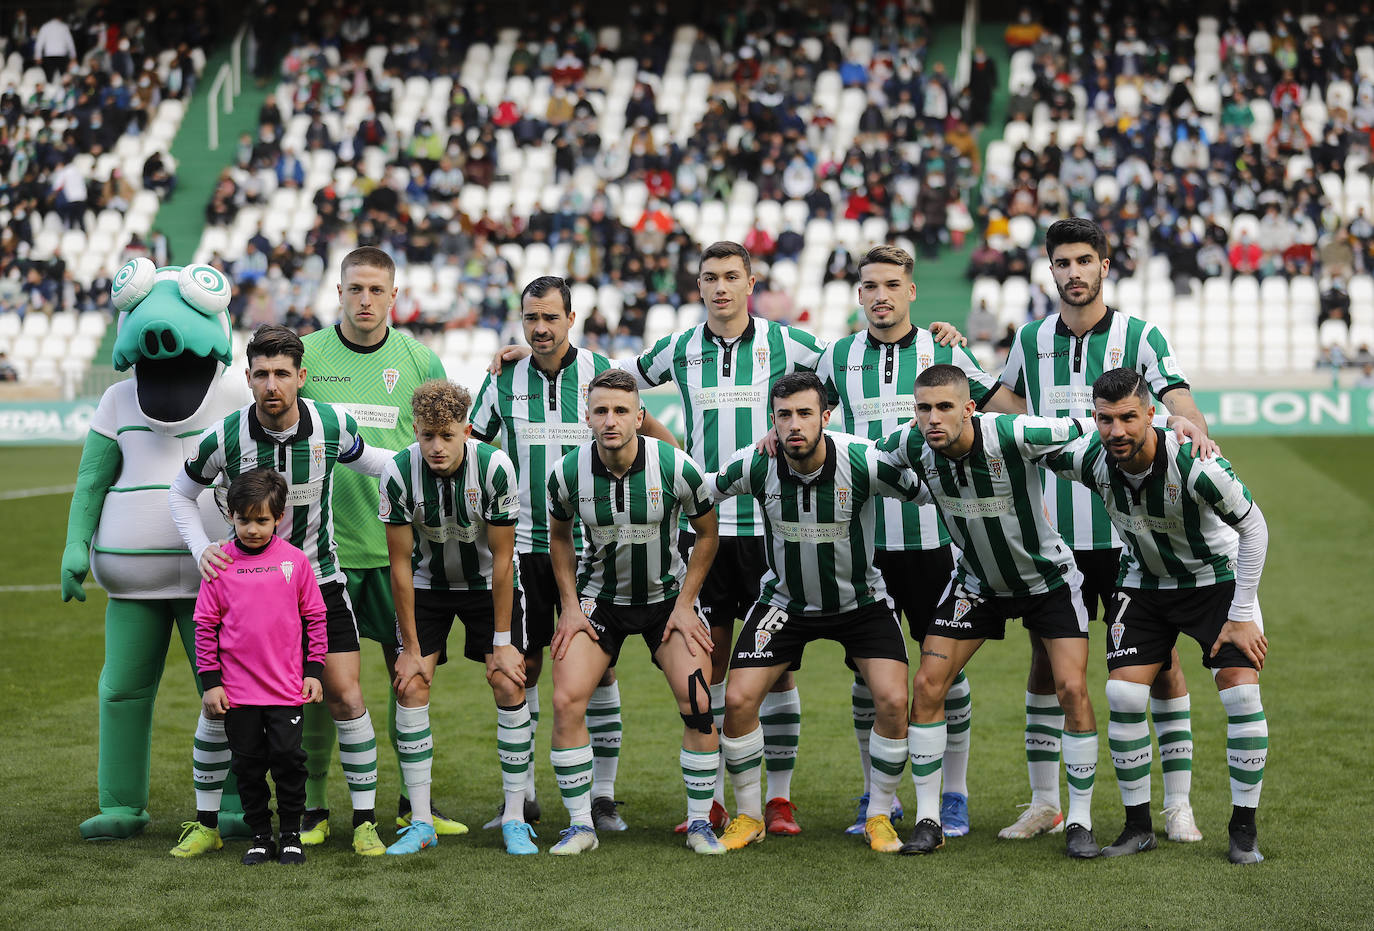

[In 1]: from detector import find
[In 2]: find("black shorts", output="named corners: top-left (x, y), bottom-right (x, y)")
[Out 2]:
top-left (678, 531), bottom-right (767, 628)
top-left (1074, 548), bottom-right (1123, 620)
top-left (414, 587), bottom-right (529, 666)
top-left (731, 601), bottom-right (909, 671)
top-left (1105, 582), bottom-right (1255, 671)
top-left (582, 595), bottom-right (700, 667)
top-left (518, 552), bottom-right (559, 652)
top-left (874, 546), bottom-right (956, 642)
top-left (928, 575), bottom-right (1089, 642)
top-left (320, 579), bottom-right (361, 654)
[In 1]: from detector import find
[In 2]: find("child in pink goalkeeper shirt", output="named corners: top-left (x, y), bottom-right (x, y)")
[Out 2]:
top-left (196, 469), bottom-right (327, 865)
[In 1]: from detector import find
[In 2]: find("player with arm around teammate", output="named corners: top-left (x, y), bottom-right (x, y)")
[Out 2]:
top-left (381, 379), bottom-right (538, 856)
top-left (169, 324), bottom-right (397, 856)
top-left (544, 369), bottom-right (725, 856)
top-left (819, 244), bottom-right (1030, 839)
top-left (876, 365), bottom-right (1102, 858)
top-left (470, 275), bottom-right (679, 833)
top-left (999, 217), bottom-right (1212, 844)
top-left (715, 372), bottom-right (923, 854)
top-left (1041, 368), bottom-right (1270, 864)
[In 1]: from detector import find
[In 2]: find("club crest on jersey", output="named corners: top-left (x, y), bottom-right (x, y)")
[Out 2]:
top-left (755, 345), bottom-right (769, 370)
top-left (467, 488), bottom-right (480, 511)
top-left (1166, 482), bottom-right (1180, 504)
top-left (580, 383), bottom-right (590, 405)
top-left (311, 443), bottom-right (324, 468)
top-left (280, 561), bottom-right (294, 582)
top-left (382, 368), bottom-right (400, 394)
top-left (649, 486), bottom-right (661, 509)
top-left (1111, 617), bottom-right (1125, 650)
top-left (1109, 348), bottom-right (1123, 368)
top-left (918, 353), bottom-right (932, 370)
top-left (987, 456), bottom-right (1004, 480)
top-left (837, 486), bottom-right (849, 508)
top-left (952, 598), bottom-right (973, 623)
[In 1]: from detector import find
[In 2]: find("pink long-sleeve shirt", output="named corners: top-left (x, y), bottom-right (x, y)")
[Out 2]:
top-left (195, 536), bottom-right (327, 707)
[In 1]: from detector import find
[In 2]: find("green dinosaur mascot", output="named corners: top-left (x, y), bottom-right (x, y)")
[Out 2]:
top-left (61, 258), bottom-right (251, 840)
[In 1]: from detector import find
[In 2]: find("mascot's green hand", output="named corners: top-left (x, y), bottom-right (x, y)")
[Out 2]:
top-left (61, 542), bottom-right (90, 602)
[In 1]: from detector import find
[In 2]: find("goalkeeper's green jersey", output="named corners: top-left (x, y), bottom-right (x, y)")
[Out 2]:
top-left (300, 323), bottom-right (446, 568)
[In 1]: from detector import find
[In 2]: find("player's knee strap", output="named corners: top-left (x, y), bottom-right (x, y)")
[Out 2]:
top-left (682, 668), bottom-right (713, 735)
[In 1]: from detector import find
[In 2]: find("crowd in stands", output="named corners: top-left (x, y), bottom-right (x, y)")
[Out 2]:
top-left (973, 2), bottom-right (1374, 290)
top-left (0, 3), bottom-right (217, 326)
top-left (201, 0), bottom-right (1009, 356)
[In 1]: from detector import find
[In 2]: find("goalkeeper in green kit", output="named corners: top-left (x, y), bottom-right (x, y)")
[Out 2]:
top-left (297, 247), bottom-right (467, 842)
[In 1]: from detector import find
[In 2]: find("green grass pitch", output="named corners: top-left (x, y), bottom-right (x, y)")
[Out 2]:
top-left (1, 440), bottom-right (1371, 929)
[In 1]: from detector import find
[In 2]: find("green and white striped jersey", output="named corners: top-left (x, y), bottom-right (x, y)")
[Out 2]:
top-left (185, 399), bottom-right (364, 584)
top-left (470, 346), bottom-right (611, 554)
top-left (1043, 428), bottom-right (1253, 590)
top-left (999, 308), bottom-right (1189, 550)
top-left (300, 324), bottom-right (446, 569)
top-left (547, 437), bottom-right (713, 606)
top-left (714, 433), bottom-right (921, 616)
top-left (819, 326), bottom-right (1000, 551)
top-left (628, 317), bottom-right (824, 536)
top-left (379, 438), bottom-right (520, 591)
top-left (877, 414), bottom-right (1085, 598)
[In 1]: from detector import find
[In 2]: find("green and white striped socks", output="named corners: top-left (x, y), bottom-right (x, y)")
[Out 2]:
top-left (192, 712), bottom-right (230, 813)
top-left (681, 747), bottom-right (719, 825)
top-left (1220, 684), bottom-right (1267, 809)
top-left (551, 744), bottom-right (594, 827)
top-left (525, 684), bottom-right (540, 802)
top-left (1107, 679), bottom-right (1153, 808)
top-left (1062, 730), bottom-right (1098, 829)
top-left (497, 701), bottom-right (533, 823)
top-left (761, 687), bottom-right (800, 802)
top-left (908, 721), bottom-right (946, 824)
top-left (395, 703), bottom-right (433, 825)
top-left (865, 732), bottom-right (908, 821)
top-left (944, 671), bottom-right (973, 797)
top-left (335, 711), bottom-right (379, 816)
top-left (721, 725), bottom-right (765, 820)
top-left (852, 676), bottom-right (875, 793)
top-left (711, 682), bottom-right (727, 805)
top-left (1151, 694), bottom-right (1194, 809)
top-left (1026, 691), bottom-right (1064, 808)
top-left (587, 682), bottom-right (622, 800)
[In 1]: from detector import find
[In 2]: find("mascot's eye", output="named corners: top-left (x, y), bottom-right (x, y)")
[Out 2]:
top-left (178, 264), bottom-right (232, 316)
top-left (111, 257), bottom-right (158, 312)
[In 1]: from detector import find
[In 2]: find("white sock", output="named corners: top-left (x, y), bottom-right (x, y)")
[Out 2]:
top-left (852, 676), bottom-right (875, 794)
top-left (587, 682), bottom-right (623, 800)
top-left (395, 703), bottom-right (433, 825)
top-left (335, 711), bottom-right (379, 813)
top-left (865, 731), bottom-right (908, 821)
top-left (1025, 691), bottom-right (1063, 808)
top-left (525, 683), bottom-right (540, 801)
top-left (497, 701), bottom-right (532, 823)
top-left (720, 726), bottom-right (765, 820)
top-left (193, 713), bottom-right (230, 813)
top-left (908, 722), bottom-right (946, 825)
top-left (760, 687), bottom-right (800, 802)
top-left (681, 747), bottom-right (718, 825)
top-left (943, 671), bottom-right (972, 797)
top-left (1220, 684), bottom-right (1267, 809)
top-left (1151, 694), bottom-right (1194, 809)
top-left (1107, 680), bottom-right (1153, 808)
top-left (710, 681), bottom-right (727, 806)
top-left (550, 744), bottom-right (594, 827)
top-left (1062, 730), bottom-right (1098, 830)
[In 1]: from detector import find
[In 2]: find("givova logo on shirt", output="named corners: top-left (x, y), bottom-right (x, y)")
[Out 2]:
top-left (383, 369), bottom-right (400, 394)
